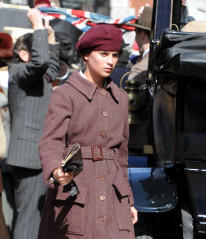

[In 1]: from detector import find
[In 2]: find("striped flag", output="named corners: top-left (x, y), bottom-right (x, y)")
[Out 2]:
top-left (39, 7), bottom-right (136, 32)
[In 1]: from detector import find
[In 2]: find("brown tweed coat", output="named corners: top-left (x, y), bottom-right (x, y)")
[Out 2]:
top-left (38, 71), bottom-right (135, 239)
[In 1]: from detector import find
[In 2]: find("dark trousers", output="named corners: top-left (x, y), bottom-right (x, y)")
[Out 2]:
top-left (11, 167), bottom-right (47, 239)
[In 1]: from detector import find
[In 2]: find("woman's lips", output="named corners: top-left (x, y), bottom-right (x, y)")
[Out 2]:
top-left (105, 68), bottom-right (113, 72)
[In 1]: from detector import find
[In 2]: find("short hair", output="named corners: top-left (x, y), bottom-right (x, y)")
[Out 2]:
top-left (13, 33), bottom-right (33, 61)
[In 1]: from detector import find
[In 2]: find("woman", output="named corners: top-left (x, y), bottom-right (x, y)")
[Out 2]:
top-left (38, 24), bottom-right (138, 239)
top-left (0, 117), bottom-right (10, 239)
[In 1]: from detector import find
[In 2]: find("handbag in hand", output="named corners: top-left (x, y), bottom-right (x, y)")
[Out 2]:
top-left (61, 143), bottom-right (83, 196)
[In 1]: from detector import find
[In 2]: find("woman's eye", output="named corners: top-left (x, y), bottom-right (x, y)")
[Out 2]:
top-left (113, 54), bottom-right (119, 58)
top-left (100, 52), bottom-right (107, 56)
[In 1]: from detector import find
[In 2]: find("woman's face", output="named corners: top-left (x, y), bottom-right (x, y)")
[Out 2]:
top-left (84, 50), bottom-right (119, 80)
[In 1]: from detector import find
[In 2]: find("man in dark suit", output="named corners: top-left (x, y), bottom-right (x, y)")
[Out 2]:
top-left (127, 6), bottom-right (153, 155)
top-left (7, 8), bottom-right (60, 239)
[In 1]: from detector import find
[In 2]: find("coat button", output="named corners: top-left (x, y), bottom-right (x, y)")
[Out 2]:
top-left (102, 111), bottom-right (108, 117)
top-left (99, 175), bottom-right (105, 181)
top-left (100, 195), bottom-right (106, 201)
top-left (99, 216), bottom-right (106, 222)
top-left (100, 89), bottom-right (107, 96)
top-left (100, 132), bottom-right (107, 139)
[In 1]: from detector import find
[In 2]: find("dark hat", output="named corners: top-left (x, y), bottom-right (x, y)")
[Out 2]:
top-left (76, 24), bottom-right (123, 52)
top-left (0, 32), bottom-right (13, 58)
top-left (128, 6), bottom-right (152, 31)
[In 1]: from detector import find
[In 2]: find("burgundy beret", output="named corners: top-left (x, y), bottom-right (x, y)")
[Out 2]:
top-left (76, 24), bottom-right (123, 52)
top-left (0, 33), bottom-right (13, 59)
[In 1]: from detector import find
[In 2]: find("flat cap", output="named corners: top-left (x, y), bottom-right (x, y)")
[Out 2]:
top-left (76, 24), bottom-right (123, 52)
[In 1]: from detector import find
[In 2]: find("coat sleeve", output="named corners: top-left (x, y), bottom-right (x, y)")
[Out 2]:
top-left (38, 85), bottom-right (72, 188)
top-left (44, 43), bottom-right (60, 82)
top-left (9, 30), bottom-right (51, 86)
top-left (128, 54), bottom-right (149, 82)
top-left (118, 91), bottom-right (135, 206)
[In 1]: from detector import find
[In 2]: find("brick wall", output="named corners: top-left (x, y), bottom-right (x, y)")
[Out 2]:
top-left (129, 0), bottom-right (153, 16)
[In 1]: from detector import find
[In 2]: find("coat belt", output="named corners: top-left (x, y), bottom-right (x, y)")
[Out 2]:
top-left (81, 146), bottom-right (115, 161)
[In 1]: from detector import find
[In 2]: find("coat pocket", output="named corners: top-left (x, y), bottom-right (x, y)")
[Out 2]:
top-left (50, 186), bottom-right (87, 235)
top-left (17, 120), bottom-right (40, 143)
top-left (113, 179), bottom-right (133, 232)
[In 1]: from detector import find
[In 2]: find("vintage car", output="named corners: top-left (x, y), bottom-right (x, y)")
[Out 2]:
top-left (127, 0), bottom-right (206, 238)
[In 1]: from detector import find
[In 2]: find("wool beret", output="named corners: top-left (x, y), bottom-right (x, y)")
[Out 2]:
top-left (0, 32), bottom-right (13, 59)
top-left (76, 24), bottom-right (123, 52)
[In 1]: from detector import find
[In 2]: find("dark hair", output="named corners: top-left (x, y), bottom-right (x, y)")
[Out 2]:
top-left (13, 33), bottom-right (33, 61)
top-left (78, 47), bottom-right (94, 59)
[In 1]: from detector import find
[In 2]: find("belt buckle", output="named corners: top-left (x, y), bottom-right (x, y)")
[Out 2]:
top-left (91, 145), bottom-right (103, 161)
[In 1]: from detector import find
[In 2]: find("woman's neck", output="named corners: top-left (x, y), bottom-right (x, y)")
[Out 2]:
top-left (84, 69), bottom-right (105, 88)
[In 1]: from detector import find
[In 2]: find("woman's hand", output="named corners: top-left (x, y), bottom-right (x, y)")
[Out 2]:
top-left (131, 206), bottom-right (138, 224)
top-left (53, 161), bottom-right (73, 186)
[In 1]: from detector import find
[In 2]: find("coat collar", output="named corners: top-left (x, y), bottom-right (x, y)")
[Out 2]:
top-left (66, 71), bottom-right (120, 103)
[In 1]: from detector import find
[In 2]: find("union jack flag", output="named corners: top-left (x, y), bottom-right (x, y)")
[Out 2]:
top-left (39, 7), bottom-right (136, 32)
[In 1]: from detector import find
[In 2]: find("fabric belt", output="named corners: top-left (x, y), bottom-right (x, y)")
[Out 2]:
top-left (81, 146), bottom-right (115, 161)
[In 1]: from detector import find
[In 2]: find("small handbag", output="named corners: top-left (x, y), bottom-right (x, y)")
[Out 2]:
top-left (61, 143), bottom-right (83, 196)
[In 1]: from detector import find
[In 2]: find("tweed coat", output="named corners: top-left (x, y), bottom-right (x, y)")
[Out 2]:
top-left (38, 71), bottom-right (135, 239)
top-left (127, 51), bottom-right (150, 152)
top-left (7, 30), bottom-right (60, 169)
top-left (128, 51), bottom-right (149, 82)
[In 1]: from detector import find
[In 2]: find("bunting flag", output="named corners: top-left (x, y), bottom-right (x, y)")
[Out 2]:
top-left (39, 7), bottom-right (136, 32)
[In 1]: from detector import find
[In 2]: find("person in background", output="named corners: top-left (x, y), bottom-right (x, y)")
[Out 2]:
top-left (0, 117), bottom-right (10, 239)
top-left (0, 1), bottom-right (10, 237)
top-left (38, 24), bottom-right (137, 239)
top-left (6, 8), bottom-right (60, 239)
top-left (126, 6), bottom-right (153, 156)
top-left (0, 32), bottom-right (16, 238)
top-left (128, 6), bottom-right (152, 82)
top-left (127, 6), bottom-right (154, 239)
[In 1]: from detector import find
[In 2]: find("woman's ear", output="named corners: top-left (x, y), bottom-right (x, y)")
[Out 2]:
top-left (19, 50), bottom-right (30, 63)
top-left (84, 55), bottom-right (89, 61)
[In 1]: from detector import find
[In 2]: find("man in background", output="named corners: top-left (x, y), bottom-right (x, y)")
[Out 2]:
top-left (127, 6), bottom-right (153, 156)
top-left (7, 9), bottom-right (59, 239)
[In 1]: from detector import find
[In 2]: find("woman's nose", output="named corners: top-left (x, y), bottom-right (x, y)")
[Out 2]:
top-left (107, 55), bottom-right (113, 65)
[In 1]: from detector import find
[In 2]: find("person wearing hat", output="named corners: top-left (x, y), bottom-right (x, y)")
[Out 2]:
top-left (127, 8), bottom-right (153, 238)
top-left (126, 6), bottom-right (153, 158)
top-left (128, 5), bottom-right (152, 82)
top-left (6, 8), bottom-right (60, 239)
top-left (0, 32), bottom-right (15, 238)
top-left (0, 117), bottom-right (10, 239)
top-left (38, 24), bottom-right (137, 239)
